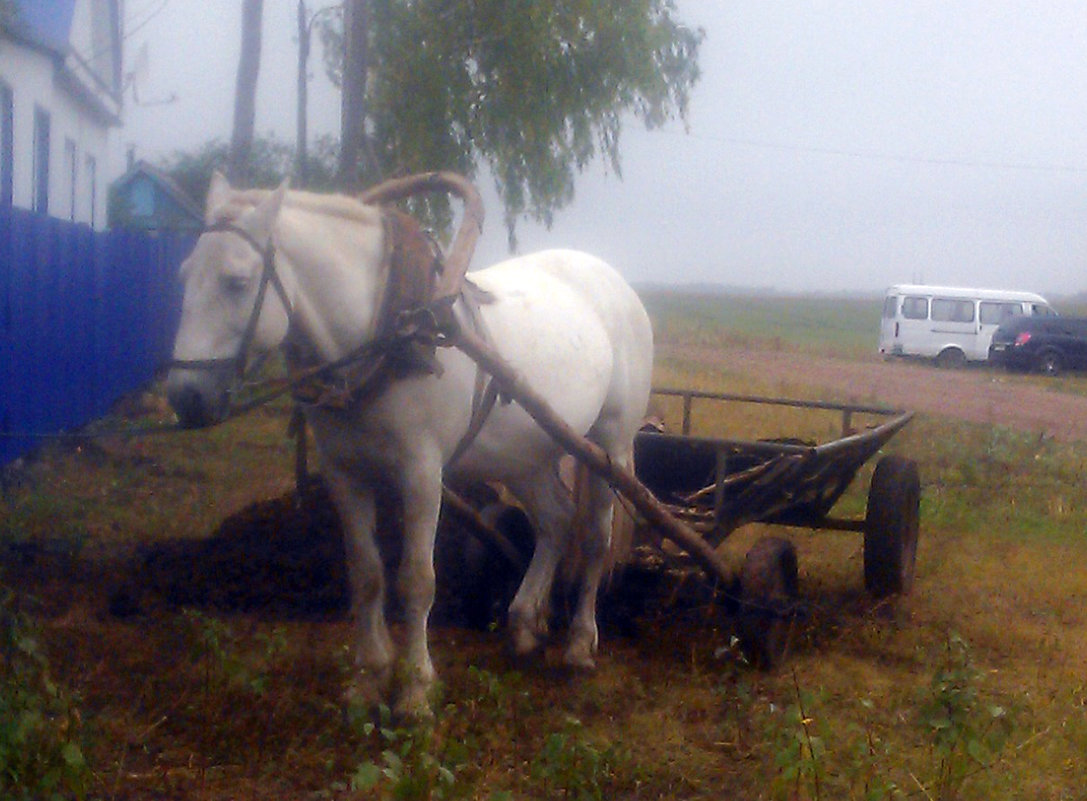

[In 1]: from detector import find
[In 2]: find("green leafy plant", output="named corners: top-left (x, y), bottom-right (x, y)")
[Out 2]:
top-left (769, 677), bottom-right (830, 801)
top-left (530, 716), bottom-right (624, 801)
top-left (0, 587), bottom-right (89, 801)
top-left (348, 703), bottom-right (469, 800)
top-left (181, 610), bottom-right (288, 779)
top-left (917, 633), bottom-right (1014, 800)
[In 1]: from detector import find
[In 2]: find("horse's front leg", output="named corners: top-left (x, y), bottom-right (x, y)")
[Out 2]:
top-left (394, 453), bottom-right (444, 718)
top-left (323, 469), bottom-right (394, 706)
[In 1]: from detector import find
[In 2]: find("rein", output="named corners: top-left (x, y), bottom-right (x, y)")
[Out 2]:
top-left (3, 175), bottom-right (488, 445)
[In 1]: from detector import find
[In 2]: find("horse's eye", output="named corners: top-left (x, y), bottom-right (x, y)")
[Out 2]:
top-left (220, 274), bottom-right (249, 296)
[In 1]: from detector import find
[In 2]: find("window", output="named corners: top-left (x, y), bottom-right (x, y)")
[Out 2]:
top-left (33, 107), bottom-right (50, 214)
top-left (979, 301), bottom-right (1023, 325)
top-left (932, 298), bottom-right (975, 323)
top-left (131, 179), bottom-right (154, 217)
top-left (882, 295), bottom-right (898, 318)
top-left (1, 82), bottom-right (12, 206)
top-left (65, 138), bottom-right (77, 221)
top-left (86, 155), bottom-right (97, 228)
top-left (901, 296), bottom-right (928, 320)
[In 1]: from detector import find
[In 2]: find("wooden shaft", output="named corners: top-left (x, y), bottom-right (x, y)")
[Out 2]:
top-left (440, 487), bottom-right (528, 571)
top-left (452, 327), bottom-right (738, 587)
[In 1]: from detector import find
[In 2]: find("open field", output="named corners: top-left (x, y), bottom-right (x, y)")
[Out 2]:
top-left (2, 290), bottom-right (1086, 800)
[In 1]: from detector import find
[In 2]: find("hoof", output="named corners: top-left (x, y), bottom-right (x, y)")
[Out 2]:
top-left (510, 626), bottom-right (547, 662)
top-left (562, 647), bottom-right (597, 672)
top-left (343, 665), bottom-right (393, 711)
top-left (393, 688), bottom-right (436, 724)
top-left (563, 624), bottom-right (598, 671)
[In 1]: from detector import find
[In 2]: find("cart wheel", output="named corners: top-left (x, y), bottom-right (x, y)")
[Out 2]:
top-left (864, 455), bottom-right (920, 597)
top-left (738, 536), bottom-right (799, 669)
top-left (459, 502), bottom-right (533, 630)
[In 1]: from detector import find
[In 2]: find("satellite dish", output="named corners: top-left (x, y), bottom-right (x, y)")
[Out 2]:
top-left (126, 42), bottom-right (177, 106)
top-left (132, 42), bottom-right (150, 89)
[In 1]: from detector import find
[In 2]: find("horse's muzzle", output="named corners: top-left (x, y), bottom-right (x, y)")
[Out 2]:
top-left (166, 370), bottom-right (231, 429)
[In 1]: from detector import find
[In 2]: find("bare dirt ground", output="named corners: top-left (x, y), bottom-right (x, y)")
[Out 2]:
top-left (665, 343), bottom-right (1087, 442)
top-left (7, 349), bottom-right (1087, 798)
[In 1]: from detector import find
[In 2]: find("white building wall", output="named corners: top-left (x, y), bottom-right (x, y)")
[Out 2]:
top-left (0, 14), bottom-right (118, 229)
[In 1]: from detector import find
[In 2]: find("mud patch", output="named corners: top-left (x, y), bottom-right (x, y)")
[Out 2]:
top-left (107, 481), bottom-right (725, 637)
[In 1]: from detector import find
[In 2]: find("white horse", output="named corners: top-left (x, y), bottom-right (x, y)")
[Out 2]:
top-left (166, 173), bottom-right (654, 716)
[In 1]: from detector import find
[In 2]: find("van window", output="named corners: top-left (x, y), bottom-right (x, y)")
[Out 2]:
top-left (932, 298), bottom-right (974, 323)
top-left (882, 296), bottom-right (898, 318)
top-left (979, 301), bottom-right (1023, 325)
top-left (1031, 303), bottom-right (1057, 317)
top-left (901, 296), bottom-right (928, 320)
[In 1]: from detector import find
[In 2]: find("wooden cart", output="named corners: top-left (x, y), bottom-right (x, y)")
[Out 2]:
top-left (632, 388), bottom-right (920, 665)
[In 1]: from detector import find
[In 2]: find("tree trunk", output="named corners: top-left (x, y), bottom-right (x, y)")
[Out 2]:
top-left (229, 0), bottom-right (264, 185)
top-left (295, 0), bottom-right (310, 184)
top-left (338, 0), bottom-right (369, 190)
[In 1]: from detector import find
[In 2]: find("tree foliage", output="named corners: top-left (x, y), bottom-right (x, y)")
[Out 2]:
top-left (320, 0), bottom-right (703, 235)
top-left (156, 135), bottom-right (341, 210)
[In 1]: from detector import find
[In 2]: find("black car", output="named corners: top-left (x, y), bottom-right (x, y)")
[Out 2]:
top-left (989, 315), bottom-right (1087, 375)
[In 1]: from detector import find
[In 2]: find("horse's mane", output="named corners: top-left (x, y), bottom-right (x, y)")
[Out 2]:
top-left (208, 187), bottom-right (383, 228)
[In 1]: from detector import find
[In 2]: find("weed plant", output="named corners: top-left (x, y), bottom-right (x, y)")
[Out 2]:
top-left (0, 586), bottom-right (89, 800)
top-left (1, 290), bottom-right (1086, 798)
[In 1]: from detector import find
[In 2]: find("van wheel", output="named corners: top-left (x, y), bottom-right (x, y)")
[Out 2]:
top-left (935, 348), bottom-right (966, 369)
top-left (1037, 350), bottom-right (1063, 376)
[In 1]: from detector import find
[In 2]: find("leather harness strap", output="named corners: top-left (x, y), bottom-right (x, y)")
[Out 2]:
top-left (289, 206), bottom-right (502, 465)
top-left (172, 175), bottom-right (498, 464)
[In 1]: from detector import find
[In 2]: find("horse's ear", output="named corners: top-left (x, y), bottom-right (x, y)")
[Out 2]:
top-left (205, 171), bottom-right (231, 223)
top-left (246, 179), bottom-right (289, 243)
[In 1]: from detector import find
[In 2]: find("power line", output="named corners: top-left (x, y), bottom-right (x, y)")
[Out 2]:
top-left (645, 127), bottom-right (1087, 174)
top-left (124, 0), bottom-right (169, 42)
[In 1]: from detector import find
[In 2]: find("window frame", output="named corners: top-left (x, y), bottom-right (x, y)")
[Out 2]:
top-left (931, 298), bottom-right (975, 324)
top-left (1, 82), bottom-right (13, 206)
top-left (33, 106), bottom-right (51, 214)
top-left (901, 296), bottom-right (929, 320)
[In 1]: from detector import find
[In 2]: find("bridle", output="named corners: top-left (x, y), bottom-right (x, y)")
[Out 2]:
top-left (166, 213), bottom-right (459, 418)
top-left (168, 172), bottom-right (486, 420)
top-left (168, 220), bottom-right (294, 382)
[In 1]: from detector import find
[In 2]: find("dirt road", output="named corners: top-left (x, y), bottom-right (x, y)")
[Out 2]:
top-left (662, 343), bottom-right (1087, 443)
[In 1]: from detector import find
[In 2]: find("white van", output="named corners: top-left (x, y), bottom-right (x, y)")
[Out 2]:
top-left (878, 284), bottom-right (1057, 367)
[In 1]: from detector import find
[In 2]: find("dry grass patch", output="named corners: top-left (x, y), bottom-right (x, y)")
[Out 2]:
top-left (3, 291), bottom-right (1087, 799)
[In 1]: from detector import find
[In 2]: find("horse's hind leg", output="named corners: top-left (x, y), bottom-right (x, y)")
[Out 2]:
top-left (563, 466), bottom-right (618, 670)
top-left (506, 466), bottom-right (574, 658)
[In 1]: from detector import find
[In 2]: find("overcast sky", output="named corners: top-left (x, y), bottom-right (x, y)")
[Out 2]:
top-left (123, 1), bottom-right (1087, 297)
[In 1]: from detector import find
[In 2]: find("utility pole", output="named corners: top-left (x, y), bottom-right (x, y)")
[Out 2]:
top-left (295, 1), bottom-right (339, 186)
top-left (296, 1), bottom-right (312, 185)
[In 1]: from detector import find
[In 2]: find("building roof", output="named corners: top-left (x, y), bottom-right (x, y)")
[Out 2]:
top-left (112, 159), bottom-right (205, 226)
top-left (5, 0), bottom-right (123, 125)
top-left (8, 0), bottom-right (76, 55)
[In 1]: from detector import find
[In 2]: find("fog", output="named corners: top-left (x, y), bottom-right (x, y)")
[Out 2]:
top-left (124, 1), bottom-right (1087, 296)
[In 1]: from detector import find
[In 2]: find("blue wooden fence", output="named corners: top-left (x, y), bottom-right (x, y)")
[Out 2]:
top-left (0, 204), bottom-right (194, 465)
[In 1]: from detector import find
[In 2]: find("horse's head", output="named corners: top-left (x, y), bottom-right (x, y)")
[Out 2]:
top-left (167, 172), bottom-right (293, 428)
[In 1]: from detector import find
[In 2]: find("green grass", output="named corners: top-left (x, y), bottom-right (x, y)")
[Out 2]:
top-left (641, 288), bottom-right (883, 360)
top-left (2, 289), bottom-right (1087, 799)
